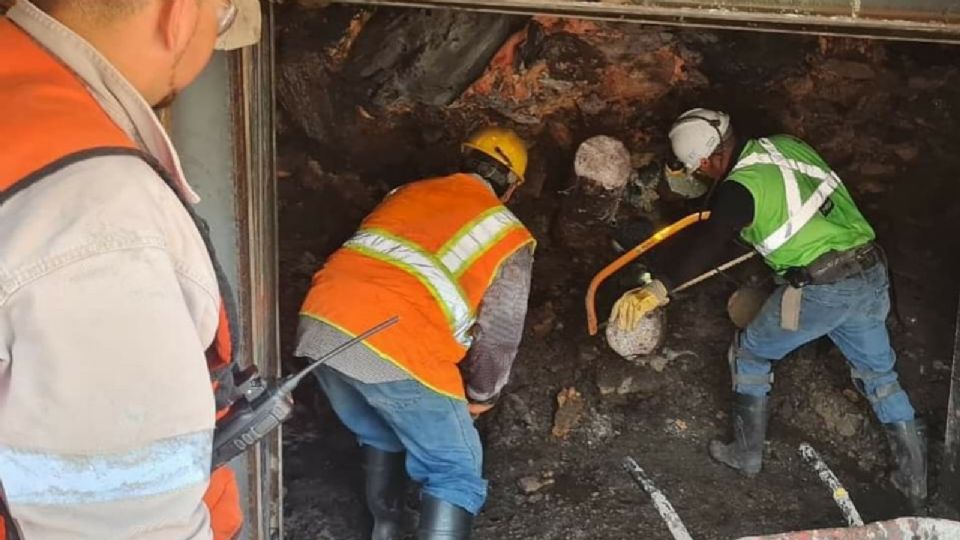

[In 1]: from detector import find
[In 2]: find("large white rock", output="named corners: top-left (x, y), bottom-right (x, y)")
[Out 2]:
top-left (605, 308), bottom-right (665, 360)
top-left (575, 135), bottom-right (632, 191)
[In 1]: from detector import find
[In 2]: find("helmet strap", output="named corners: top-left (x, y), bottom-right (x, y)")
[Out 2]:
top-left (500, 183), bottom-right (519, 203)
top-left (464, 151), bottom-right (514, 195)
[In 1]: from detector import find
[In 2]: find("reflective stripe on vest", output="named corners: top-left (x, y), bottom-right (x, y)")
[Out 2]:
top-left (346, 229), bottom-right (476, 348)
top-left (733, 137), bottom-right (840, 257)
top-left (439, 207), bottom-right (525, 277)
top-left (0, 432), bottom-right (210, 505)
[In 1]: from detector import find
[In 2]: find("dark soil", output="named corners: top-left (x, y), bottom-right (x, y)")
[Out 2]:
top-left (275, 5), bottom-right (960, 538)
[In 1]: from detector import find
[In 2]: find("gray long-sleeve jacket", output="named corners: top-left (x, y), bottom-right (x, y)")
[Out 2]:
top-left (295, 245), bottom-right (534, 403)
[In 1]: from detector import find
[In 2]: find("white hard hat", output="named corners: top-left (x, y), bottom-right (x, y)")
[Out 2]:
top-left (668, 108), bottom-right (731, 172)
top-left (215, 0), bottom-right (262, 50)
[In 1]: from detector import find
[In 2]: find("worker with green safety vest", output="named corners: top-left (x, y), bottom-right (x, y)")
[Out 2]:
top-left (612, 108), bottom-right (926, 510)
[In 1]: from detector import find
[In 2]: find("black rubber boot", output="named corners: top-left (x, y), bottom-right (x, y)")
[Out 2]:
top-left (362, 446), bottom-right (406, 540)
top-left (709, 393), bottom-right (769, 477)
top-left (416, 494), bottom-right (474, 540)
top-left (883, 420), bottom-right (927, 511)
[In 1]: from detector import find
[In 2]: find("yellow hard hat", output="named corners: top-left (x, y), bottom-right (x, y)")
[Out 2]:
top-left (462, 127), bottom-right (528, 183)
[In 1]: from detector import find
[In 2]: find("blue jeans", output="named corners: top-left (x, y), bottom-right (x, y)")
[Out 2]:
top-left (314, 366), bottom-right (487, 514)
top-left (734, 263), bottom-right (915, 424)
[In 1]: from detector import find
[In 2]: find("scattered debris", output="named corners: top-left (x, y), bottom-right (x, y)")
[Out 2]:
top-left (583, 408), bottom-right (616, 445)
top-left (648, 348), bottom-right (697, 373)
top-left (649, 354), bottom-right (672, 373)
top-left (596, 368), bottom-right (662, 398)
top-left (518, 474), bottom-right (555, 494)
top-left (552, 387), bottom-right (586, 438)
top-left (666, 418), bottom-right (689, 436)
top-left (813, 393), bottom-right (864, 438)
top-left (531, 301), bottom-right (558, 338)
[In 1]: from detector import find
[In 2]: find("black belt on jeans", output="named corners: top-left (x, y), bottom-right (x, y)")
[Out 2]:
top-left (783, 242), bottom-right (881, 288)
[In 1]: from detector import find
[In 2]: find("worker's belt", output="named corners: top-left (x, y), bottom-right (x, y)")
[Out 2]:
top-left (783, 243), bottom-right (881, 288)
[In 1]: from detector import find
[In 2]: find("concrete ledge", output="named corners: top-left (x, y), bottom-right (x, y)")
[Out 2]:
top-left (740, 517), bottom-right (960, 540)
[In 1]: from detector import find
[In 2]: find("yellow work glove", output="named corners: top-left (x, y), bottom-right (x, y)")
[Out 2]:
top-left (611, 280), bottom-right (669, 330)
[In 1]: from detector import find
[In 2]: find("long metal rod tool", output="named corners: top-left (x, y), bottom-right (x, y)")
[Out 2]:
top-left (672, 251), bottom-right (757, 294)
top-left (281, 316), bottom-right (400, 392)
top-left (622, 457), bottom-right (694, 540)
top-left (798, 443), bottom-right (864, 527)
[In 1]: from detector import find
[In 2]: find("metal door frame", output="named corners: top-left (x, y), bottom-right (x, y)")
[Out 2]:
top-left (231, 1), bottom-right (282, 538)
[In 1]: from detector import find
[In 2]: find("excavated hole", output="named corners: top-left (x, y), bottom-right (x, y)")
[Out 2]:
top-left (275, 4), bottom-right (960, 538)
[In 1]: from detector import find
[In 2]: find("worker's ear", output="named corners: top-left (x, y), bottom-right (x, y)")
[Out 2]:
top-left (158, 0), bottom-right (201, 55)
top-left (697, 156), bottom-right (712, 175)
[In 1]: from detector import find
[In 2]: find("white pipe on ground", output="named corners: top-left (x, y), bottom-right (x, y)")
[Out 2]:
top-left (622, 457), bottom-right (694, 540)
top-left (798, 443), bottom-right (864, 528)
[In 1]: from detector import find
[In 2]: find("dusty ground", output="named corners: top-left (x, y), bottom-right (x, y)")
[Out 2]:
top-left (275, 5), bottom-right (960, 538)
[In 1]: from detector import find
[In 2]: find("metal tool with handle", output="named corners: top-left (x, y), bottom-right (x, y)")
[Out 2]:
top-left (211, 316), bottom-right (399, 469)
top-left (586, 212), bottom-right (710, 335)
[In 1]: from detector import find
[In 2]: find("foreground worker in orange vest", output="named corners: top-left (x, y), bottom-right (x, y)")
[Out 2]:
top-left (297, 128), bottom-right (536, 540)
top-left (0, 1), bottom-right (253, 538)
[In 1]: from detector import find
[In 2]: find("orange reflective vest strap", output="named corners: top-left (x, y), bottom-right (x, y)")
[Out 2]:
top-left (0, 17), bottom-right (134, 192)
top-left (0, 17), bottom-right (242, 534)
top-left (300, 173), bottom-right (535, 398)
top-left (204, 467), bottom-right (243, 540)
top-left (362, 174), bottom-right (509, 253)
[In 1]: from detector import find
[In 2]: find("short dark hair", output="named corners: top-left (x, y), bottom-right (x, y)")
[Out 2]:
top-left (711, 126), bottom-right (736, 158)
top-left (31, 0), bottom-right (148, 21)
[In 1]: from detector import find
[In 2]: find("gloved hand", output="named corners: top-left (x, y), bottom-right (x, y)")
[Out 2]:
top-left (611, 279), bottom-right (669, 330)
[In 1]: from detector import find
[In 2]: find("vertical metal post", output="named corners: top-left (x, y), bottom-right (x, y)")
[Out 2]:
top-left (232, 1), bottom-right (281, 537)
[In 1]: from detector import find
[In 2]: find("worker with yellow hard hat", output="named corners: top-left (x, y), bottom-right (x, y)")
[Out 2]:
top-left (296, 127), bottom-right (536, 539)
top-left (462, 126), bottom-right (528, 200)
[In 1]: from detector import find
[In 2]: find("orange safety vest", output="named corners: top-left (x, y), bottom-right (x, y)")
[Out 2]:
top-left (301, 173), bottom-right (535, 399)
top-left (0, 18), bottom-right (242, 540)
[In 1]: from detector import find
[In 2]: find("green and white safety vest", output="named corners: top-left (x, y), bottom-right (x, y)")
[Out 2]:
top-left (727, 135), bottom-right (875, 273)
